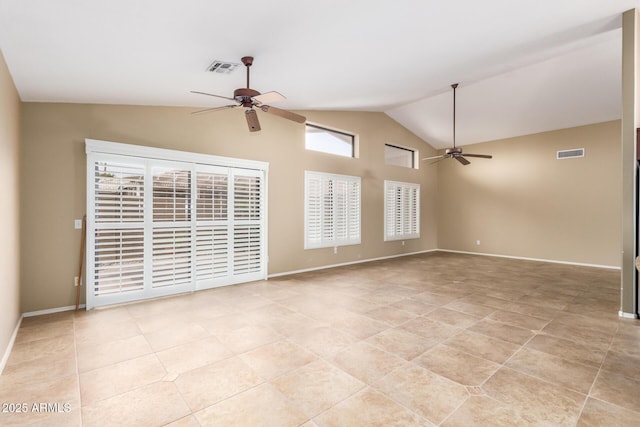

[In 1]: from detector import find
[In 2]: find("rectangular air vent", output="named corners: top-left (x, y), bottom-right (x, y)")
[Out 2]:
top-left (557, 148), bottom-right (585, 159)
top-left (206, 60), bottom-right (240, 74)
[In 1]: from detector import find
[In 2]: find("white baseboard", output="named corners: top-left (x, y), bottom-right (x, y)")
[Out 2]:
top-left (437, 249), bottom-right (620, 270)
top-left (619, 310), bottom-right (639, 319)
top-left (0, 314), bottom-right (23, 377)
top-left (267, 248), bottom-right (620, 279)
top-left (23, 304), bottom-right (85, 318)
top-left (268, 249), bottom-right (439, 279)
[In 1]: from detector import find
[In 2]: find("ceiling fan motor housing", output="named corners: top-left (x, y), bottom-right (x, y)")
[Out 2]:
top-left (445, 147), bottom-right (463, 156)
top-left (234, 88), bottom-right (260, 107)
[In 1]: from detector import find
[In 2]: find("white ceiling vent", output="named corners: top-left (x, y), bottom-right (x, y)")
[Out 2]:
top-left (206, 60), bottom-right (240, 74)
top-left (557, 148), bottom-right (585, 159)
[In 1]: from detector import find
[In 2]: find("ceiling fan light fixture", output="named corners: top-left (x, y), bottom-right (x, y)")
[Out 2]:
top-left (245, 109), bottom-right (261, 132)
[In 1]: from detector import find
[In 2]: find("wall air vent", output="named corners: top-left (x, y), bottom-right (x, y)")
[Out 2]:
top-left (557, 148), bottom-right (585, 159)
top-left (206, 60), bottom-right (240, 74)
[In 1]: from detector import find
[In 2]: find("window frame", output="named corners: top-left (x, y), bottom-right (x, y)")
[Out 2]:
top-left (305, 123), bottom-right (356, 158)
top-left (384, 180), bottom-right (420, 241)
top-left (304, 170), bottom-right (361, 249)
top-left (384, 143), bottom-right (417, 169)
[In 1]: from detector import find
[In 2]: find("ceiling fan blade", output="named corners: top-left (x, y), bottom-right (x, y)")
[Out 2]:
top-left (463, 153), bottom-right (493, 159)
top-left (455, 156), bottom-right (471, 165)
top-left (253, 91), bottom-right (286, 104)
top-left (245, 109), bottom-right (261, 132)
top-left (190, 90), bottom-right (236, 102)
top-left (428, 157), bottom-right (449, 166)
top-left (191, 104), bottom-right (239, 115)
top-left (259, 105), bottom-right (306, 124)
top-left (422, 155), bottom-right (445, 161)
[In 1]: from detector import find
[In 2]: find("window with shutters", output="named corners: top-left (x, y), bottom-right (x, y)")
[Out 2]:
top-left (86, 139), bottom-right (267, 309)
top-left (305, 171), bottom-right (361, 249)
top-left (384, 180), bottom-right (420, 241)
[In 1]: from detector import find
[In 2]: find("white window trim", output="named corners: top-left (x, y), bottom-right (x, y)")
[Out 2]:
top-left (86, 139), bottom-right (269, 172)
top-left (384, 180), bottom-right (420, 241)
top-left (304, 170), bottom-right (361, 249)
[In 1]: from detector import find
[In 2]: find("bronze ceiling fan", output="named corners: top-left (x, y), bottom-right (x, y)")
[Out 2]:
top-left (423, 83), bottom-right (492, 165)
top-left (191, 56), bottom-right (306, 132)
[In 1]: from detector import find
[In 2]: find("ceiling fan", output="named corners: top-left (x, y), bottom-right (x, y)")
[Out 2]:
top-left (191, 56), bottom-right (306, 132)
top-left (422, 83), bottom-right (492, 165)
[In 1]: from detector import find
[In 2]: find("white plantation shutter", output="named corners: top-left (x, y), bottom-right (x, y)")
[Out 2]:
top-left (232, 172), bottom-right (264, 277)
top-left (152, 227), bottom-right (192, 287)
top-left (305, 171), bottom-right (361, 249)
top-left (384, 180), bottom-right (420, 241)
top-left (334, 180), bottom-right (347, 241)
top-left (234, 174), bottom-right (261, 220)
top-left (195, 226), bottom-right (229, 280)
top-left (86, 140), bottom-right (268, 309)
top-left (152, 167), bottom-right (193, 289)
top-left (93, 229), bottom-right (144, 295)
top-left (195, 171), bottom-right (230, 284)
top-left (347, 180), bottom-right (361, 242)
top-left (94, 162), bottom-right (145, 223)
top-left (322, 179), bottom-right (335, 243)
top-left (305, 175), bottom-right (322, 246)
top-left (196, 172), bottom-right (228, 221)
top-left (233, 225), bottom-right (262, 274)
top-left (92, 160), bottom-right (145, 297)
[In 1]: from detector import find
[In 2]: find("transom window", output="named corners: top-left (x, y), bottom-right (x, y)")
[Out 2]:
top-left (385, 144), bottom-right (416, 168)
top-left (305, 123), bottom-right (355, 158)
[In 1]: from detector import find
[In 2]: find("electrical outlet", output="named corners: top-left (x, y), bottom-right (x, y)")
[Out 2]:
top-left (476, 240), bottom-right (481, 245)
top-left (333, 246), bottom-right (338, 254)
top-left (402, 241), bottom-right (405, 246)
top-left (74, 219), bottom-right (83, 229)
top-left (74, 276), bottom-right (79, 287)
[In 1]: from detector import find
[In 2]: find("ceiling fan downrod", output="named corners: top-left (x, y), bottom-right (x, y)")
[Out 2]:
top-left (452, 83), bottom-right (458, 149)
top-left (241, 56), bottom-right (253, 89)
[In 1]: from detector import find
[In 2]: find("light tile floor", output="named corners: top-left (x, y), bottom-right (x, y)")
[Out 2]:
top-left (1, 252), bottom-right (640, 426)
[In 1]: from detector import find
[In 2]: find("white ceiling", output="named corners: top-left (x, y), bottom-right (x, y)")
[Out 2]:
top-left (0, 0), bottom-right (637, 148)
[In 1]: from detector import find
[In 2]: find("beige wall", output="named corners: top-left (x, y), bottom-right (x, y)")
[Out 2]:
top-left (18, 102), bottom-right (624, 312)
top-left (19, 104), bottom-right (438, 312)
top-left (438, 120), bottom-right (621, 267)
top-left (0, 49), bottom-right (21, 364)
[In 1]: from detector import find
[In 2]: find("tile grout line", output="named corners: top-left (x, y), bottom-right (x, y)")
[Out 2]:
top-left (575, 318), bottom-right (619, 422)
top-left (299, 330), bottom-right (432, 425)
top-left (448, 325), bottom-right (546, 425)
top-left (141, 304), bottom-right (209, 426)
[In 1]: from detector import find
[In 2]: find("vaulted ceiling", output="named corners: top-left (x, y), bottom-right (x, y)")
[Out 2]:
top-left (0, 0), bottom-right (637, 148)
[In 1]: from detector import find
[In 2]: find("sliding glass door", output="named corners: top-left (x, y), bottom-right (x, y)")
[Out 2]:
top-left (86, 141), bottom-right (267, 309)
